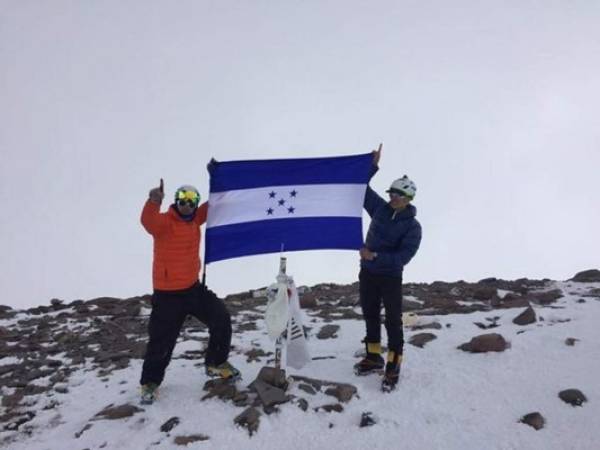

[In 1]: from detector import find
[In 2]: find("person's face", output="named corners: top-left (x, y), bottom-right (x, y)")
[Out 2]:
top-left (176, 199), bottom-right (197, 215)
top-left (388, 191), bottom-right (411, 210)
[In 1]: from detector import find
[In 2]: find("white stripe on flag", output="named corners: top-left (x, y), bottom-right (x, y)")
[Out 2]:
top-left (207, 184), bottom-right (366, 228)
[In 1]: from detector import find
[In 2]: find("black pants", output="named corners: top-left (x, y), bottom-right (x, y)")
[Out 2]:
top-left (359, 269), bottom-right (404, 355)
top-left (140, 282), bottom-right (232, 386)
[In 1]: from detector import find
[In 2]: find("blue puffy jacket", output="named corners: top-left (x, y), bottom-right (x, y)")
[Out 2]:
top-left (360, 175), bottom-right (422, 277)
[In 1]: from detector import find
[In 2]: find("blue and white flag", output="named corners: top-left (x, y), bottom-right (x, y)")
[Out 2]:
top-left (205, 153), bottom-right (372, 263)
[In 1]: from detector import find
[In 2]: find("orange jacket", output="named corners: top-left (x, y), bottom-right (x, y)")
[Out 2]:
top-left (141, 199), bottom-right (208, 291)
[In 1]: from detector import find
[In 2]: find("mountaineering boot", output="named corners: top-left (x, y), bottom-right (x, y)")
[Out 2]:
top-left (205, 361), bottom-right (241, 382)
top-left (354, 342), bottom-right (385, 376)
top-left (381, 352), bottom-right (402, 392)
top-left (140, 382), bottom-right (159, 405)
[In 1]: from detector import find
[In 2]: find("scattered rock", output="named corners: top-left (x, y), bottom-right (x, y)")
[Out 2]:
top-left (300, 293), bottom-right (318, 308)
top-left (94, 404), bottom-right (144, 420)
top-left (571, 269), bottom-right (600, 282)
top-left (409, 332), bottom-right (437, 348)
top-left (324, 384), bottom-right (357, 403)
top-left (75, 423), bottom-right (93, 438)
top-left (202, 379), bottom-right (237, 401)
top-left (317, 324), bottom-right (340, 340)
top-left (513, 306), bottom-right (536, 325)
top-left (360, 411), bottom-right (377, 427)
top-left (255, 366), bottom-right (288, 389)
top-left (458, 333), bottom-right (509, 353)
top-left (520, 412), bottom-right (545, 430)
top-left (317, 403), bottom-right (344, 413)
top-left (295, 398), bottom-right (309, 412)
top-left (565, 338), bottom-right (579, 346)
top-left (559, 389), bottom-right (587, 407)
top-left (410, 322), bottom-right (442, 331)
top-left (160, 417), bottom-right (180, 433)
top-left (234, 407), bottom-right (261, 436)
top-left (298, 383), bottom-right (317, 395)
top-left (174, 434), bottom-right (209, 445)
top-left (250, 379), bottom-right (289, 408)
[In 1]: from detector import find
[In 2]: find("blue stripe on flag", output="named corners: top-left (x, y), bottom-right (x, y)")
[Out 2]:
top-left (205, 217), bottom-right (363, 263)
top-left (209, 153), bottom-right (372, 192)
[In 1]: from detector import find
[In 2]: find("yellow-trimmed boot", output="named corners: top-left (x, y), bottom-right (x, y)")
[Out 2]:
top-left (381, 352), bottom-right (402, 392)
top-left (354, 342), bottom-right (385, 376)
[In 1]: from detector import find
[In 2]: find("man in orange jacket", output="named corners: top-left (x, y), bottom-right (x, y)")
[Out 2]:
top-left (139, 179), bottom-right (239, 404)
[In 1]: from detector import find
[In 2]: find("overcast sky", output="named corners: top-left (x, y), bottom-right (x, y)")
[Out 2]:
top-left (1, 1), bottom-right (599, 309)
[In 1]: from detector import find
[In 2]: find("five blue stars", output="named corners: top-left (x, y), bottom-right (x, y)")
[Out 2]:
top-left (266, 189), bottom-right (297, 216)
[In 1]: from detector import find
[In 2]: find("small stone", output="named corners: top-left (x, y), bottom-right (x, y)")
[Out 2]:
top-left (520, 412), bottom-right (545, 430)
top-left (409, 333), bottom-right (437, 348)
top-left (160, 417), bottom-right (180, 433)
top-left (296, 398), bottom-right (309, 412)
top-left (94, 404), bottom-right (144, 420)
top-left (317, 403), bottom-right (344, 413)
top-left (317, 324), bottom-right (340, 340)
top-left (298, 383), bottom-right (317, 395)
top-left (513, 306), bottom-right (536, 326)
top-left (174, 434), bottom-right (209, 445)
top-left (458, 333), bottom-right (508, 353)
top-left (324, 384), bottom-right (357, 403)
top-left (359, 411), bottom-right (377, 427)
top-left (559, 389), bottom-right (587, 407)
top-left (565, 338), bottom-right (579, 346)
top-left (234, 407), bottom-right (261, 436)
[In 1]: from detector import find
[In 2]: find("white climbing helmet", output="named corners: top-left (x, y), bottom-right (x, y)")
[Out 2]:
top-left (387, 175), bottom-right (416, 199)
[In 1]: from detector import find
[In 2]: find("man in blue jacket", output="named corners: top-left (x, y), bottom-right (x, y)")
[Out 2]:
top-left (354, 145), bottom-right (422, 392)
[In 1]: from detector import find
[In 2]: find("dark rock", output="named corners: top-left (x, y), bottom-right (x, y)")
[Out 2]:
top-left (174, 434), bottom-right (209, 445)
top-left (513, 306), bottom-right (536, 325)
top-left (360, 411), bottom-right (377, 427)
top-left (298, 383), bottom-right (317, 395)
top-left (409, 333), bottom-right (437, 348)
top-left (520, 412), bottom-right (545, 430)
top-left (402, 298), bottom-right (423, 311)
top-left (2, 391), bottom-right (24, 408)
top-left (245, 348), bottom-right (271, 363)
top-left (411, 321), bottom-right (442, 331)
top-left (565, 338), bottom-right (579, 346)
top-left (473, 286), bottom-right (497, 301)
top-left (300, 293), bottom-right (318, 309)
top-left (201, 379), bottom-right (237, 401)
top-left (324, 384), bottom-right (357, 403)
top-left (317, 403), bottom-right (344, 413)
top-left (571, 269), bottom-right (600, 282)
top-left (317, 324), bottom-right (340, 339)
top-left (94, 404), bottom-right (144, 420)
top-left (528, 289), bottom-right (563, 305)
top-left (458, 333), bottom-right (509, 353)
top-left (559, 389), bottom-right (587, 407)
top-left (296, 398), bottom-right (309, 412)
top-left (234, 407), bottom-right (260, 436)
top-left (255, 366), bottom-right (288, 389)
top-left (74, 423), bottom-right (93, 438)
top-left (160, 417), bottom-right (180, 433)
top-left (250, 379), bottom-right (288, 408)
top-left (3, 411), bottom-right (35, 431)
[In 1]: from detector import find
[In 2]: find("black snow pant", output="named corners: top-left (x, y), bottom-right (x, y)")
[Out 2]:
top-left (359, 269), bottom-right (404, 355)
top-left (140, 281), bottom-right (232, 386)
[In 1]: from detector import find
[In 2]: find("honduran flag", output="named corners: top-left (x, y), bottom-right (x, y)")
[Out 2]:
top-left (205, 153), bottom-right (372, 264)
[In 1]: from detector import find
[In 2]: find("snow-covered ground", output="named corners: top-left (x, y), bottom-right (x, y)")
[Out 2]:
top-left (1, 281), bottom-right (599, 450)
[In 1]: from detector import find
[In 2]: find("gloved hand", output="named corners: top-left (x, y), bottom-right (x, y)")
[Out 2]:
top-left (149, 178), bottom-right (164, 204)
top-left (207, 158), bottom-right (218, 174)
top-left (372, 143), bottom-right (382, 166)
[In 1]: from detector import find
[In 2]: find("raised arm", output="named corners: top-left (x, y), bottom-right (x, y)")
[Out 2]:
top-left (141, 179), bottom-right (169, 236)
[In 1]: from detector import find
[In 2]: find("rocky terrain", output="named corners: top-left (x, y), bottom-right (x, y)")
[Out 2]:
top-left (1, 269), bottom-right (599, 449)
